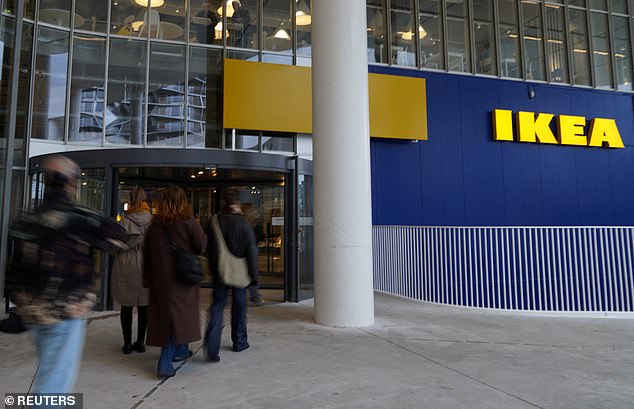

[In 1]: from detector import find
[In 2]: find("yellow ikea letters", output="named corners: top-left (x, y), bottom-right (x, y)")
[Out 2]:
top-left (493, 109), bottom-right (624, 149)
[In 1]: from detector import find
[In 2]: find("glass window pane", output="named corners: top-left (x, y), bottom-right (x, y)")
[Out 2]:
top-left (188, 46), bottom-right (223, 148)
top-left (590, 0), bottom-right (608, 10)
top-left (447, 0), bottom-right (471, 72)
top-left (225, 0), bottom-right (257, 49)
top-left (156, 0), bottom-right (186, 41)
top-left (0, 17), bottom-right (14, 167)
top-left (191, 0), bottom-right (222, 45)
top-left (263, 0), bottom-right (292, 53)
top-left (391, 0), bottom-right (416, 67)
top-left (106, 38), bottom-right (147, 144)
top-left (498, 0), bottom-right (521, 78)
top-left (69, 35), bottom-right (106, 143)
top-left (613, 16), bottom-right (632, 90)
top-left (522, 2), bottom-right (545, 80)
top-left (9, 170), bottom-right (24, 223)
top-left (367, 0), bottom-right (388, 64)
top-left (225, 129), bottom-right (259, 150)
top-left (148, 43), bottom-right (186, 146)
top-left (110, 0), bottom-right (145, 36)
top-left (32, 27), bottom-right (69, 142)
top-left (227, 49), bottom-right (258, 60)
top-left (569, 0), bottom-right (586, 6)
top-left (544, 4), bottom-right (568, 82)
top-left (38, 0), bottom-right (74, 28)
top-left (296, 0), bottom-right (312, 61)
top-left (419, 0), bottom-right (444, 70)
top-left (611, 0), bottom-right (628, 14)
top-left (262, 132), bottom-right (294, 153)
top-left (5, 0), bottom-right (37, 19)
top-left (591, 12), bottom-right (612, 88)
top-left (75, 0), bottom-right (108, 32)
top-left (14, 23), bottom-right (34, 167)
top-left (473, 0), bottom-right (496, 75)
top-left (569, 9), bottom-right (591, 85)
top-left (262, 53), bottom-right (292, 64)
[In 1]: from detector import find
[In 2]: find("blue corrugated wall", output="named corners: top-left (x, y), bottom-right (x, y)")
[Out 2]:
top-left (370, 65), bottom-right (634, 227)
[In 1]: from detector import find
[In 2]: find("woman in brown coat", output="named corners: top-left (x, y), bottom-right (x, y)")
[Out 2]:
top-left (112, 187), bottom-right (152, 354)
top-left (143, 186), bottom-right (207, 377)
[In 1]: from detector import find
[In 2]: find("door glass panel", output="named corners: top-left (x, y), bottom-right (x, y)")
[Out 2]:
top-left (297, 173), bottom-right (313, 300)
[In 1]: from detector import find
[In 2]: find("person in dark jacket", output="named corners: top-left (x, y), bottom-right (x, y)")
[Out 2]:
top-left (143, 186), bottom-right (207, 377)
top-left (6, 155), bottom-right (126, 393)
top-left (204, 188), bottom-right (258, 362)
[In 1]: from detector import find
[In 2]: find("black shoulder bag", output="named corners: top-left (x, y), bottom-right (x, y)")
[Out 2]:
top-left (165, 226), bottom-right (204, 285)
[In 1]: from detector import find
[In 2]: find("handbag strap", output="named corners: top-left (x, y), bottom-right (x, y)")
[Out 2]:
top-left (211, 215), bottom-right (232, 255)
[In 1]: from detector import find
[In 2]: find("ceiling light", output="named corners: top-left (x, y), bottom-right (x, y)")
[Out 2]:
top-left (134, 0), bottom-right (165, 7)
top-left (296, 0), bottom-right (311, 26)
top-left (296, 11), bottom-right (311, 26)
top-left (274, 28), bottom-right (290, 40)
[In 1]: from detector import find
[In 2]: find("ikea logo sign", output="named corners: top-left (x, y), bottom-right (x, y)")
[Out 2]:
top-left (492, 109), bottom-right (624, 149)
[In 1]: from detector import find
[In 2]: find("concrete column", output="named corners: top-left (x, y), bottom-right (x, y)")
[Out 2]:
top-left (312, 0), bottom-right (374, 326)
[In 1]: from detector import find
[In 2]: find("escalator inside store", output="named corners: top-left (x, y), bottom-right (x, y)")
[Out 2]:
top-left (116, 167), bottom-right (287, 298)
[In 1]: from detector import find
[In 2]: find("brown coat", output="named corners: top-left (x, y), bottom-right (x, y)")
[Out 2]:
top-left (143, 217), bottom-right (207, 346)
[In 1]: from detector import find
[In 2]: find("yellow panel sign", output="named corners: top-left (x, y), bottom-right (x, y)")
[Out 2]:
top-left (493, 109), bottom-right (624, 149)
top-left (224, 59), bottom-right (428, 140)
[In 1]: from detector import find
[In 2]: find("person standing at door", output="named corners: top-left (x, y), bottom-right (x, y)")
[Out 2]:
top-left (143, 186), bottom-right (207, 377)
top-left (204, 188), bottom-right (258, 362)
top-left (6, 155), bottom-right (126, 394)
top-left (112, 187), bottom-right (152, 354)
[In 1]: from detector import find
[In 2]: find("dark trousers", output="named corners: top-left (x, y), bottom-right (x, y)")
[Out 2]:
top-left (120, 305), bottom-right (148, 344)
top-left (204, 285), bottom-right (248, 358)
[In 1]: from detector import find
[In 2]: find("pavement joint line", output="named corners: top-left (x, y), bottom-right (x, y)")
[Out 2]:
top-left (128, 345), bottom-right (203, 409)
top-left (361, 328), bottom-right (547, 409)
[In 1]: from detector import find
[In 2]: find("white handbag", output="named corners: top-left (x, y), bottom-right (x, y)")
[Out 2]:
top-left (211, 215), bottom-right (250, 288)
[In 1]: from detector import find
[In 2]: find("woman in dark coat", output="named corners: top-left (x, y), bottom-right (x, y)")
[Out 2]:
top-left (143, 186), bottom-right (207, 377)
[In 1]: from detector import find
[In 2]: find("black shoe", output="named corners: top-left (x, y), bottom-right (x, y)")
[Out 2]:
top-left (132, 341), bottom-right (145, 353)
top-left (172, 350), bottom-right (193, 362)
top-left (233, 343), bottom-right (250, 352)
top-left (122, 343), bottom-right (132, 355)
top-left (206, 354), bottom-right (220, 363)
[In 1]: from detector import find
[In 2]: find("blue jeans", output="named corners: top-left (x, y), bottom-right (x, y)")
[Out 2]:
top-left (205, 285), bottom-right (248, 358)
top-left (31, 318), bottom-right (86, 394)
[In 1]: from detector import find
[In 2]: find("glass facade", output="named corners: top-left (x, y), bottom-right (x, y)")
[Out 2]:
top-left (1, 0), bottom-right (631, 159)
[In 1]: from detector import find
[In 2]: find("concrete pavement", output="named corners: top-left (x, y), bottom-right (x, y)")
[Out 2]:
top-left (1, 292), bottom-right (633, 408)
